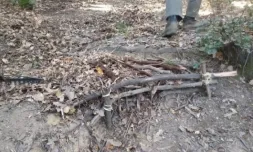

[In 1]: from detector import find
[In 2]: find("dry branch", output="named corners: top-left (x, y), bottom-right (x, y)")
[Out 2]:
top-left (113, 81), bottom-right (218, 100)
top-left (122, 62), bottom-right (153, 76)
top-left (73, 71), bottom-right (237, 107)
top-left (132, 64), bottom-right (172, 74)
top-left (97, 63), bottom-right (117, 81)
top-left (111, 57), bottom-right (152, 76)
top-left (212, 71), bottom-right (237, 77)
top-left (73, 73), bottom-right (201, 107)
top-left (123, 57), bottom-right (186, 70)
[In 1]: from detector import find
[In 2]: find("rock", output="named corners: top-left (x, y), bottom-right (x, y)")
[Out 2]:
top-left (227, 65), bottom-right (233, 71)
top-left (220, 64), bottom-right (226, 70)
top-left (207, 128), bottom-right (215, 135)
top-left (249, 80), bottom-right (253, 85)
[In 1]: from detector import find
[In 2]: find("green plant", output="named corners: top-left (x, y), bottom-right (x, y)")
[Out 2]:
top-left (11, 0), bottom-right (36, 9)
top-left (197, 16), bottom-right (253, 55)
top-left (115, 22), bottom-right (129, 34)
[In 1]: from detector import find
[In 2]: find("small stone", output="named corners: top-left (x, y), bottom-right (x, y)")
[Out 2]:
top-left (227, 65), bottom-right (233, 71)
top-left (24, 41), bottom-right (33, 49)
top-left (64, 36), bottom-right (71, 41)
top-left (207, 128), bottom-right (215, 135)
top-left (179, 125), bottom-right (186, 132)
top-left (249, 80), bottom-right (253, 85)
top-left (61, 48), bottom-right (68, 52)
top-left (150, 109), bottom-right (156, 117)
top-left (220, 64), bottom-right (226, 70)
top-left (7, 42), bottom-right (16, 47)
top-left (23, 63), bottom-right (32, 70)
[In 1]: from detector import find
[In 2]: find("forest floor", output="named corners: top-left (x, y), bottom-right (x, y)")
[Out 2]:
top-left (0, 0), bottom-right (253, 152)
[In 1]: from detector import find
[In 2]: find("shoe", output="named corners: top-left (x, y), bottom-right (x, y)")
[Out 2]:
top-left (183, 16), bottom-right (209, 30)
top-left (162, 15), bottom-right (179, 38)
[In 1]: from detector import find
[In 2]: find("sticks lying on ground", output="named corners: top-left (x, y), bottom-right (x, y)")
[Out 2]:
top-left (73, 71), bottom-right (237, 107)
top-left (112, 80), bottom-right (218, 100)
top-left (73, 73), bottom-right (201, 107)
top-left (123, 57), bottom-right (187, 71)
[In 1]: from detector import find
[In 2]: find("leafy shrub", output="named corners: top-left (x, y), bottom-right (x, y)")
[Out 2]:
top-left (198, 0), bottom-right (253, 56)
top-left (197, 16), bottom-right (253, 55)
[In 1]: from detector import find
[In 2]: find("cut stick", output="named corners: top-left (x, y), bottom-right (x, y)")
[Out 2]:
top-left (113, 80), bottom-right (218, 100)
top-left (111, 73), bottom-right (201, 91)
top-left (201, 62), bottom-right (211, 99)
top-left (212, 71), bottom-right (237, 77)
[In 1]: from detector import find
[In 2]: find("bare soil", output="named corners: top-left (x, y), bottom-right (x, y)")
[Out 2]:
top-left (0, 0), bottom-right (252, 152)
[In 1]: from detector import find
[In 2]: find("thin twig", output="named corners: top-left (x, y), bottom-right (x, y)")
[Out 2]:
top-left (123, 112), bottom-right (133, 138)
top-left (132, 64), bottom-right (172, 74)
top-left (112, 57), bottom-right (152, 76)
top-left (237, 136), bottom-right (251, 152)
top-left (74, 70), bottom-right (237, 107)
top-left (113, 81), bottom-right (218, 101)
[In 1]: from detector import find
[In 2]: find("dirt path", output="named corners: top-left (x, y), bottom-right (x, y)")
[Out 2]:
top-left (0, 0), bottom-right (252, 152)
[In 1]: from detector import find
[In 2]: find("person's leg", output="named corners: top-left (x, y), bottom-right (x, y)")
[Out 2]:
top-left (162, 0), bottom-right (183, 37)
top-left (165, 0), bottom-right (183, 20)
top-left (183, 0), bottom-right (203, 29)
top-left (185, 0), bottom-right (202, 18)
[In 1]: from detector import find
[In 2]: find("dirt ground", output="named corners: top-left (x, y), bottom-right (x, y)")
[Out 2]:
top-left (0, 0), bottom-right (253, 152)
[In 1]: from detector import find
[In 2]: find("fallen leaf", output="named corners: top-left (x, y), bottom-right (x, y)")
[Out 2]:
top-left (63, 106), bottom-right (70, 113)
top-left (107, 139), bottom-right (122, 147)
top-left (32, 92), bottom-right (45, 102)
top-left (96, 66), bottom-right (104, 76)
top-left (249, 130), bottom-right (253, 137)
top-left (63, 106), bottom-right (76, 114)
top-left (106, 144), bottom-right (114, 150)
top-left (215, 52), bottom-right (224, 60)
top-left (2, 58), bottom-right (9, 64)
top-left (10, 99), bottom-right (21, 105)
top-left (56, 89), bottom-right (64, 102)
top-left (188, 104), bottom-right (201, 112)
top-left (224, 108), bottom-right (237, 118)
top-left (153, 129), bottom-right (164, 142)
top-left (222, 98), bottom-right (237, 103)
top-left (64, 86), bottom-right (76, 101)
top-left (47, 114), bottom-right (61, 126)
top-left (94, 109), bottom-right (105, 116)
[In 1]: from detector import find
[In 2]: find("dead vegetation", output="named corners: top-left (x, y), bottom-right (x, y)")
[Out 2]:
top-left (0, 0), bottom-right (253, 152)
